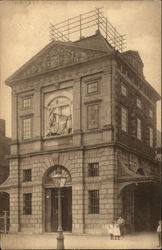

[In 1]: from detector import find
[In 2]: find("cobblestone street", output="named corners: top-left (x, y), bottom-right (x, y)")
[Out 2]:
top-left (0, 232), bottom-right (161, 250)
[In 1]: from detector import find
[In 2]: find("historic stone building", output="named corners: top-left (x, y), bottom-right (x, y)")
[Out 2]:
top-left (1, 30), bottom-right (161, 234)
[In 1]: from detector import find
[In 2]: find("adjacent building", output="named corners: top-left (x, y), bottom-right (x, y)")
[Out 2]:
top-left (1, 22), bottom-right (161, 234)
top-left (0, 119), bottom-right (10, 216)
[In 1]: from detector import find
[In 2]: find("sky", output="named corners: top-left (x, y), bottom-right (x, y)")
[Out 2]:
top-left (0, 0), bottom-right (161, 137)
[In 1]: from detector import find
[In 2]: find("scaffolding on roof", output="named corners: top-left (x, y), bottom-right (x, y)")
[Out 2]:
top-left (49, 8), bottom-right (126, 52)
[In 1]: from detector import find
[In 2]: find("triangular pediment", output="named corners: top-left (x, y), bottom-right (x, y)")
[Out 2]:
top-left (6, 40), bottom-right (107, 85)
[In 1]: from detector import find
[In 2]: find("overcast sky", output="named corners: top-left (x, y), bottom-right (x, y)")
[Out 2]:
top-left (0, 0), bottom-right (161, 137)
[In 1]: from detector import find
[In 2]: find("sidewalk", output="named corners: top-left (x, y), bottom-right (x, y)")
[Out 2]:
top-left (0, 232), bottom-right (160, 250)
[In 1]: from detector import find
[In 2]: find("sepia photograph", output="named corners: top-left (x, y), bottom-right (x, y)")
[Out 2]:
top-left (0, 0), bottom-right (161, 249)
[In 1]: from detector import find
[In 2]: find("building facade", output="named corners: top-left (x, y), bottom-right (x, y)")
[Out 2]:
top-left (1, 31), bottom-right (161, 234)
top-left (0, 119), bottom-right (10, 218)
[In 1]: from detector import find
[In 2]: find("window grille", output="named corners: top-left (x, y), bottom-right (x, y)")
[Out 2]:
top-left (23, 169), bottom-right (32, 182)
top-left (87, 104), bottom-right (99, 129)
top-left (137, 118), bottom-right (142, 140)
top-left (88, 163), bottom-right (99, 176)
top-left (23, 193), bottom-right (32, 215)
top-left (87, 82), bottom-right (98, 94)
top-left (121, 106), bottom-right (128, 132)
top-left (23, 118), bottom-right (32, 140)
top-left (88, 190), bottom-right (99, 214)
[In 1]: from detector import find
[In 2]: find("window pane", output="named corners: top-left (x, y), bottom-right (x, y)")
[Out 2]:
top-left (87, 82), bottom-right (98, 94)
top-left (23, 98), bottom-right (31, 108)
top-left (149, 109), bottom-right (153, 118)
top-left (137, 98), bottom-right (142, 109)
top-left (23, 118), bottom-right (31, 140)
top-left (23, 169), bottom-right (32, 182)
top-left (88, 163), bottom-right (99, 176)
top-left (149, 127), bottom-right (153, 147)
top-left (87, 104), bottom-right (99, 129)
top-left (121, 83), bottom-right (127, 96)
top-left (88, 190), bottom-right (99, 214)
top-left (137, 118), bottom-right (142, 140)
top-left (23, 193), bottom-right (32, 215)
top-left (121, 106), bottom-right (128, 132)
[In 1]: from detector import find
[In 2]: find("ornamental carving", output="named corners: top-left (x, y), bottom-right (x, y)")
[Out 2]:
top-left (45, 167), bottom-right (71, 187)
top-left (45, 96), bottom-right (72, 137)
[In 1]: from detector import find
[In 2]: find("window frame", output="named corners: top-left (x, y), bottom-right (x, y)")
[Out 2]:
top-left (87, 103), bottom-right (99, 130)
top-left (149, 127), bottom-right (153, 147)
top-left (136, 97), bottom-right (142, 109)
top-left (149, 108), bottom-right (153, 118)
top-left (22, 97), bottom-right (32, 109)
top-left (137, 117), bottom-right (142, 140)
top-left (23, 193), bottom-right (32, 215)
top-left (87, 81), bottom-right (99, 94)
top-left (22, 117), bottom-right (32, 140)
top-left (121, 82), bottom-right (128, 97)
top-left (88, 163), bottom-right (99, 177)
top-left (88, 190), bottom-right (99, 214)
top-left (121, 105), bottom-right (128, 133)
top-left (23, 169), bottom-right (32, 182)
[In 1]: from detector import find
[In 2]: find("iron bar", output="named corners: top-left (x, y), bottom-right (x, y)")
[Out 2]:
top-left (49, 8), bottom-right (126, 52)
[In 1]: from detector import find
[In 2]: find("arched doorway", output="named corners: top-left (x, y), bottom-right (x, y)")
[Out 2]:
top-left (44, 165), bottom-right (72, 232)
top-left (121, 182), bottom-right (160, 232)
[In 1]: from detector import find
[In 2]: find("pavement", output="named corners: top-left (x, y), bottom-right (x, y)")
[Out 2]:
top-left (0, 231), bottom-right (161, 250)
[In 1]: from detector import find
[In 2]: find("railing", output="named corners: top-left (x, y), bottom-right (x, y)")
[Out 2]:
top-left (49, 8), bottom-right (126, 52)
top-left (0, 211), bottom-right (10, 234)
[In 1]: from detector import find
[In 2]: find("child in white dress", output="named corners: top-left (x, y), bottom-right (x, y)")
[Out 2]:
top-left (114, 222), bottom-right (121, 240)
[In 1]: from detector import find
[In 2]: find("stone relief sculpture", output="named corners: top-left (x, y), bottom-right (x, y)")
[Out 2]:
top-left (46, 96), bottom-right (72, 136)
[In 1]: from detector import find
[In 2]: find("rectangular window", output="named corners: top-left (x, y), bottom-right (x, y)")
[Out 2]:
top-left (23, 118), bottom-right (32, 140)
top-left (121, 106), bottom-right (128, 132)
top-left (88, 163), bottom-right (99, 177)
top-left (23, 169), bottom-right (32, 182)
top-left (87, 81), bottom-right (98, 94)
top-left (149, 109), bottom-right (153, 118)
top-left (23, 193), bottom-right (32, 215)
top-left (88, 190), bottom-right (99, 214)
top-left (87, 104), bottom-right (99, 129)
top-left (149, 127), bottom-right (153, 147)
top-left (136, 97), bottom-right (142, 109)
top-left (121, 83), bottom-right (127, 96)
top-left (137, 118), bottom-right (142, 140)
top-left (23, 98), bottom-right (31, 108)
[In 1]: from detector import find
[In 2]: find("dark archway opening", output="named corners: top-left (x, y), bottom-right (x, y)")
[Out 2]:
top-left (134, 182), bottom-right (160, 232)
top-left (122, 182), bottom-right (160, 233)
top-left (0, 192), bottom-right (10, 232)
top-left (44, 165), bottom-right (72, 233)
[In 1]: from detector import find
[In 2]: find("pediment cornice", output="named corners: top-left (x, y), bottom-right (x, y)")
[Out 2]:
top-left (6, 41), bottom-right (107, 86)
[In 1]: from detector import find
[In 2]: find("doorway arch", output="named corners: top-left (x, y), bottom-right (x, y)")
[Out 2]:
top-left (43, 165), bottom-right (72, 232)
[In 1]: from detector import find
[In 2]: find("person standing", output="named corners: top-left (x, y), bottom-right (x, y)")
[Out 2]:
top-left (108, 222), bottom-right (114, 240)
top-left (117, 216), bottom-right (125, 237)
top-left (157, 220), bottom-right (161, 248)
top-left (114, 221), bottom-right (121, 240)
